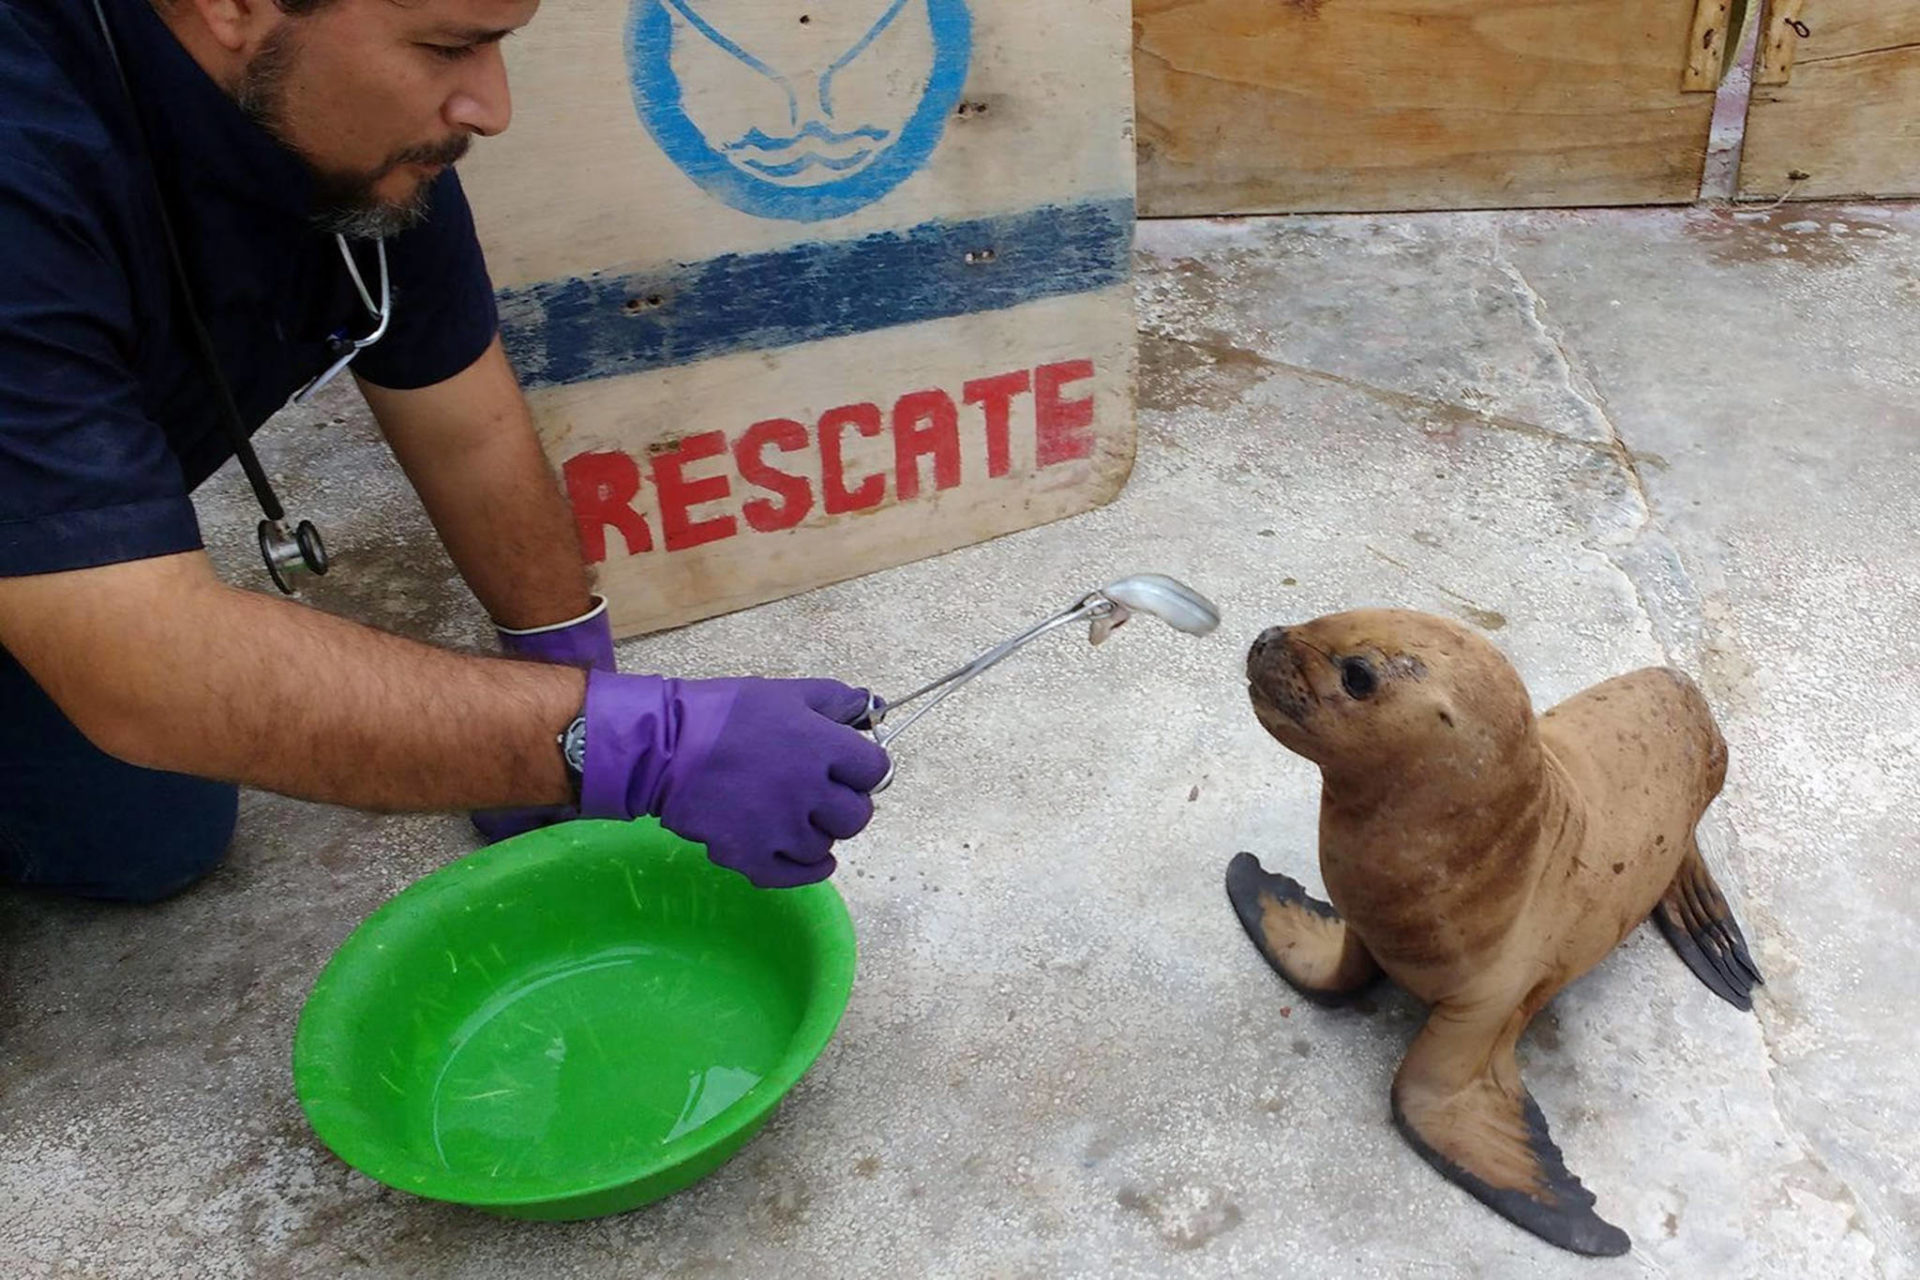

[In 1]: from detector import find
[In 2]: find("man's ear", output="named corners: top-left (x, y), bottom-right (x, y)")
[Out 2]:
top-left (174, 0), bottom-right (285, 55)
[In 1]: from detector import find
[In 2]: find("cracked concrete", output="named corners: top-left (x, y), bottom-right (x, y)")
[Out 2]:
top-left (1493, 246), bottom-right (1717, 687)
top-left (3, 202), bottom-right (1917, 1277)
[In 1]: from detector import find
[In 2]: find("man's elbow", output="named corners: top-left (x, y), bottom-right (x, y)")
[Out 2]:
top-left (0, 554), bottom-right (226, 776)
top-left (55, 683), bottom-right (179, 773)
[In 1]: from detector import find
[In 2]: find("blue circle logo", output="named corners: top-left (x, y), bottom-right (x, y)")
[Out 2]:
top-left (627, 0), bottom-right (973, 223)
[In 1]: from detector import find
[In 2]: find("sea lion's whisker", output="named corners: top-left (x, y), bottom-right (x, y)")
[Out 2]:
top-left (1293, 637), bottom-right (1341, 667)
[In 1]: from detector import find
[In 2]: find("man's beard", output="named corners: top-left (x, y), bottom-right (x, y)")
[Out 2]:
top-left (234, 27), bottom-right (470, 240)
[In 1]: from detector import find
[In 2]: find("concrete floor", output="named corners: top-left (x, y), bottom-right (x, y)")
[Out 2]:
top-left (3, 201), bottom-right (1917, 1278)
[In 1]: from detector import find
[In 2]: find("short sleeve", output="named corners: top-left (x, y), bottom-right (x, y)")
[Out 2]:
top-left (350, 168), bottom-right (501, 392)
top-left (0, 156), bottom-right (202, 578)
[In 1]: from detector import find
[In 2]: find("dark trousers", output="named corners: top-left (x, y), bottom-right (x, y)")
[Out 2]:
top-left (0, 645), bottom-right (234, 903)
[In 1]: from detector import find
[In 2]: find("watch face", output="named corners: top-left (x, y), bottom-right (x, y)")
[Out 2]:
top-left (562, 716), bottom-right (588, 773)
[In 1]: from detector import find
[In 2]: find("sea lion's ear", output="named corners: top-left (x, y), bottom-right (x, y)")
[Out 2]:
top-left (1435, 706), bottom-right (1456, 728)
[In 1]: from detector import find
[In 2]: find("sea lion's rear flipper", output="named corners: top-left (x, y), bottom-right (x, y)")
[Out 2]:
top-left (1652, 843), bottom-right (1762, 1011)
top-left (1392, 1004), bottom-right (1631, 1257)
top-left (1225, 852), bottom-right (1378, 1005)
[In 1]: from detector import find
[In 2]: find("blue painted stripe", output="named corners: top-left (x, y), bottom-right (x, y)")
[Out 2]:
top-left (496, 196), bottom-right (1134, 391)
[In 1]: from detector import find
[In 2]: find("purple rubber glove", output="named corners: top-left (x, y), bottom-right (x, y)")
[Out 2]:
top-left (577, 669), bottom-right (891, 888)
top-left (497, 595), bottom-right (616, 670)
top-left (471, 596), bottom-right (615, 844)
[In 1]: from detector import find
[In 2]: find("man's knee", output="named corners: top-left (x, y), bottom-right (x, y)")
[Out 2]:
top-left (0, 781), bottom-right (237, 904)
top-left (103, 790), bottom-right (237, 903)
top-left (0, 647), bottom-right (237, 903)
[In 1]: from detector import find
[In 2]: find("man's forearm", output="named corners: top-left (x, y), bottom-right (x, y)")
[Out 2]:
top-left (0, 553), bottom-right (582, 812)
top-left (359, 338), bottom-right (594, 631)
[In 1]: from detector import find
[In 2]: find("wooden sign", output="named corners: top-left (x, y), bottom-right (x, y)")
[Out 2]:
top-left (459, 0), bottom-right (1139, 637)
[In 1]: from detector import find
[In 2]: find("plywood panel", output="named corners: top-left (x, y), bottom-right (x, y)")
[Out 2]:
top-left (532, 292), bottom-right (1133, 637)
top-left (1740, 0), bottom-right (1920, 199)
top-left (1134, 0), bottom-right (1723, 216)
top-left (458, 0), bottom-right (1137, 637)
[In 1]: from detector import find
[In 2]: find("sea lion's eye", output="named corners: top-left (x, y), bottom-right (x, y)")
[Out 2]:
top-left (1340, 658), bottom-right (1378, 700)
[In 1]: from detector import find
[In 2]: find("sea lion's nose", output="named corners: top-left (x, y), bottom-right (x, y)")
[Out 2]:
top-left (1250, 626), bottom-right (1289, 660)
top-left (1248, 626), bottom-right (1291, 678)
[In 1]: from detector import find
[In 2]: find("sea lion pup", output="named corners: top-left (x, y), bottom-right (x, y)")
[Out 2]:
top-left (1227, 609), bottom-right (1760, 1256)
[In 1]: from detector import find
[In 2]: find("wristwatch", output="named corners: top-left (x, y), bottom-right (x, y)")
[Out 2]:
top-left (559, 715), bottom-right (587, 803)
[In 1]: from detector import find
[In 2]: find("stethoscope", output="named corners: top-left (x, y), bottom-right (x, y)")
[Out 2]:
top-left (255, 234), bottom-right (390, 593)
top-left (91, 0), bottom-right (387, 594)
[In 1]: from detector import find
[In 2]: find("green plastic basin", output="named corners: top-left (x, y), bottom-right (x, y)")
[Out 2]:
top-left (291, 819), bottom-right (856, 1221)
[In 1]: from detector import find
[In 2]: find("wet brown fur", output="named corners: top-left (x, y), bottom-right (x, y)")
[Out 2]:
top-left (1229, 609), bottom-right (1752, 1257)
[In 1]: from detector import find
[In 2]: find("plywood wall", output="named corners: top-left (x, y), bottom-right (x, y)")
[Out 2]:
top-left (1134, 0), bottom-right (1726, 216)
top-left (1740, 0), bottom-right (1920, 199)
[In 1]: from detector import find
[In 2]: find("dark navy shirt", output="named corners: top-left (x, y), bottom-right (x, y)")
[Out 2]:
top-left (0, 0), bottom-right (500, 577)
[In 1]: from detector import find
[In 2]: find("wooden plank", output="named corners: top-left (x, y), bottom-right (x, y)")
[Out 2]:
top-left (1684, 0), bottom-right (1737, 92)
top-left (532, 294), bottom-right (1134, 637)
top-left (1753, 0), bottom-right (1808, 84)
top-left (1134, 0), bottom-right (1722, 216)
top-left (1740, 0), bottom-right (1920, 198)
top-left (457, 0), bottom-right (1138, 637)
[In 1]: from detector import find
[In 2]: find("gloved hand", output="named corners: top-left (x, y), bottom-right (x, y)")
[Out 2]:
top-left (471, 596), bottom-right (616, 844)
top-left (577, 669), bottom-right (891, 888)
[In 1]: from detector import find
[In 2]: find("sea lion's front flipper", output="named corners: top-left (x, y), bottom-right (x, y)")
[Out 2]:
top-left (1225, 852), bottom-right (1378, 1005)
top-left (1392, 1004), bottom-right (1631, 1257)
top-left (1652, 842), bottom-right (1762, 1011)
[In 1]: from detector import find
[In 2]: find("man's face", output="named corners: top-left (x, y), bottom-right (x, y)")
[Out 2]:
top-left (235, 0), bottom-right (540, 238)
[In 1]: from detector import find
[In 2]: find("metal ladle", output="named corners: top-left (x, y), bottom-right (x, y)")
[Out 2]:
top-left (860, 573), bottom-right (1222, 791)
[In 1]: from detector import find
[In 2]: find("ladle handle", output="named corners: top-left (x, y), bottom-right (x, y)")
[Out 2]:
top-left (859, 597), bottom-right (1116, 792)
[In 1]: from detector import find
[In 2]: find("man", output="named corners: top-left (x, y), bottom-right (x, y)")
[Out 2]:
top-left (0, 0), bottom-right (891, 902)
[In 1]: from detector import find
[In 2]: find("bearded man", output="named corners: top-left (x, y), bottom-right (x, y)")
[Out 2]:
top-left (0, 0), bottom-right (889, 903)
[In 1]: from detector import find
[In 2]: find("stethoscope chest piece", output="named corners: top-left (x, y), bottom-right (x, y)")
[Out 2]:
top-left (259, 518), bottom-right (329, 595)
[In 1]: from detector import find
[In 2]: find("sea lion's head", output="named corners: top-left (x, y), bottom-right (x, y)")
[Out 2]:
top-left (1245, 608), bottom-right (1533, 776)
